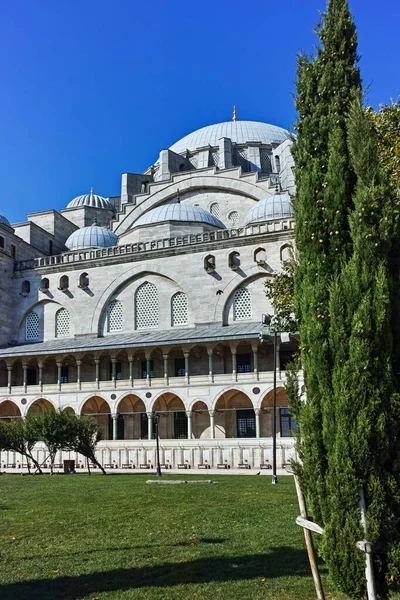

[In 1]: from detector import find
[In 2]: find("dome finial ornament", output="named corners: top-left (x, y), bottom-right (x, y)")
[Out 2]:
top-left (232, 106), bottom-right (237, 122)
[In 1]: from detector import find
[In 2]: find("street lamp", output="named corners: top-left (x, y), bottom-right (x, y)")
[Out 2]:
top-left (153, 412), bottom-right (162, 477)
top-left (260, 315), bottom-right (292, 485)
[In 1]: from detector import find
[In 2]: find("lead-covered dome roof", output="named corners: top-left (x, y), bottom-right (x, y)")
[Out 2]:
top-left (67, 188), bottom-right (114, 211)
top-left (133, 203), bottom-right (225, 229)
top-left (0, 214), bottom-right (11, 226)
top-left (245, 194), bottom-right (293, 226)
top-left (65, 223), bottom-right (118, 251)
top-left (169, 120), bottom-right (290, 154)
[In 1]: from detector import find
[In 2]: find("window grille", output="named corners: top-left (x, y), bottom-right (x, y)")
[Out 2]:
top-left (190, 155), bottom-right (198, 169)
top-left (27, 368), bottom-right (37, 386)
top-left (26, 311), bottom-right (39, 340)
top-left (210, 203), bottom-right (221, 218)
top-left (174, 358), bottom-right (186, 377)
top-left (141, 360), bottom-right (154, 379)
top-left (55, 308), bottom-right (70, 338)
top-left (236, 409), bottom-right (256, 438)
top-left (260, 149), bottom-right (272, 174)
top-left (210, 150), bottom-right (220, 167)
top-left (109, 362), bottom-right (122, 380)
top-left (280, 408), bottom-right (299, 437)
top-left (228, 210), bottom-right (239, 224)
top-left (135, 282), bottom-right (159, 330)
top-left (174, 411), bottom-right (188, 439)
top-left (237, 353), bottom-right (251, 373)
top-left (60, 366), bottom-right (69, 383)
top-left (233, 287), bottom-right (252, 321)
top-left (108, 300), bottom-right (123, 332)
top-left (171, 292), bottom-right (188, 326)
top-left (234, 148), bottom-right (249, 172)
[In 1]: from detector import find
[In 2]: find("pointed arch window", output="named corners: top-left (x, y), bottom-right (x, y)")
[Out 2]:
top-left (233, 287), bottom-right (252, 321)
top-left (171, 292), bottom-right (188, 326)
top-left (26, 311), bottom-right (39, 340)
top-left (55, 308), bottom-right (70, 338)
top-left (135, 282), bottom-right (159, 330)
top-left (108, 299), bottom-right (123, 332)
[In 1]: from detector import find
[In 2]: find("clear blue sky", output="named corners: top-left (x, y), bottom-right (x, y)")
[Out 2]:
top-left (0, 0), bottom-right (398, 224)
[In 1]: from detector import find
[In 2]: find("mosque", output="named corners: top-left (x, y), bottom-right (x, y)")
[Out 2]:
top-left (0, 110), bottom-right (299, 470)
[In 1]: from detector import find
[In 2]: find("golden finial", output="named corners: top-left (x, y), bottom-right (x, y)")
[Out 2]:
top-left (233, 106), bottom-right (237, 121)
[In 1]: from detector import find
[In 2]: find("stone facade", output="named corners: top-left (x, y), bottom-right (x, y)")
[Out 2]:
top-left (0, 118), bottom-right (299, 470)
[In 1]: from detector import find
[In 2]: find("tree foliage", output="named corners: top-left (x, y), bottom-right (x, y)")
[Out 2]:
top-left (65, 416), bottom-right (106, 475)
top-left (0, 417), bottom-right (42, 474)
top-left (264, 251), bottom-right (298, 333)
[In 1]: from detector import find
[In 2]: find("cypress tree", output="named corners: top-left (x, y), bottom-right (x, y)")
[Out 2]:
top-left (292, 0), bottom-right (361, 526)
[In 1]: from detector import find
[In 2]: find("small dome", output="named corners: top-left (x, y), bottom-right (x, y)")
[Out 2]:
top-left (0, 214), bottom-right (11, 226)
top-left (67, 188), bottom-right (114, 211)
top-left (133, 203), bottom-right (225, 229)
top-left (65, 224), bottom-right (118, 251)
top-left (245, 194), bottom-right (293, 226)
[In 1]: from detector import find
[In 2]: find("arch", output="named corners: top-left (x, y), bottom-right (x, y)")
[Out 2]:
top-left (114, 174), bottom-right (267, 235)
top-left (55, 307), bottom-right (70, 338)
top-left (25, 311), bottom-right (39, 341)
top-left (117, 394), bottom-right (146, 414)
top-left (107, 299), bottom-right (123, 332)
top-left (209, 202), bottom-right (221, 219)
top-left (217, 270), bottom-right (274, 325)
top-left (39, 278), bottom-right (50, 292)
top-left (78, 272), bottom-right (89, 289)
top-left (204, 254), bottom-right (215, 273)
top-left (260, 386), bottom-right (289, 438)
top-left (21, 280), bottom-right (30, 296)
top-left (27, 398), bottom-right (55, 414)
top-left (62, 406), bottom-right (75, 415)
top-left (117, 394), bottom-right (147, 440)
top-left (280, 243), bottom-right (293, 263)
top-left (228, 251), bottom-right (240, 271)
top-left (214, 389), bottom-right (255, 439)
top-left (0, 400), bottom-right (21, 419)
top-left (81, 396), bottom-right (111, 440)
top-left (171, 292), bottom-right (188, 327)
top-left (254, 247), bottom-right (266, 265)
top-left (190, 400), bottom-right (210, 440)
top-left (58, 275), bottom-right (69, 291)
top-left (135, 281), bottom-right (159, 330)
top-left (275, 155), bottom-right (281, 173)
top-left (151, 392), bottom-right (186, 440)
top-left (233, 287), bottom-right (252, 321)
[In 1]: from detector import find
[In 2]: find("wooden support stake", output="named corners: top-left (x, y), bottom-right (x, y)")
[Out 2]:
top-left (293, 473), bottom-right (325, 600)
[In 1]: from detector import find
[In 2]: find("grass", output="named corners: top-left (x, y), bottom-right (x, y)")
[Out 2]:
top-left (0, 474), bottom-right (353, 599)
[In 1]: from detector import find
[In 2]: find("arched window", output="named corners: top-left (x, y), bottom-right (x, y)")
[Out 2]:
top-left (209, 203), bottom-right (220, 218)
top-left (78, 272), bottom-right (89, 289)
top-left (135, 282), bottom-right (159, 330)
top-left (171, 292), bottom-right (188, 326)
top-left (21, 280), bottom-right (30, 296)
top-left (55, 308), bottom-right (70, 338)
top-left (228, 251), bottom-right (240, 271)
top-left (254, 247), bottom-right (267, 265)
top-left (233, 287), bottom-right (252, 321)
top-left (275, 155), bottom-right (281, 173)
top-left (26, 311), bottom-right (39, 340)
top-left (58, 275), bottom-right (69, 291)
top-left (40, 278), bottom-right (49, 292)
top-left (228, 211), bottom-right (239, 225)
top-left (204, 254), bottom-right (216, 273)
top-left (108, 300), bottom-right (123, 332)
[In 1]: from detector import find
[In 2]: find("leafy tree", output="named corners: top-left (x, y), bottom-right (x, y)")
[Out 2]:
top-left (264, 251), bottom-right (297, 333)
top-left (66, 416), bottom-right (106, 475)
top-left (0, 418), bottom-right (42, 474)
top-left (34, 409), bottom-right (77, 474)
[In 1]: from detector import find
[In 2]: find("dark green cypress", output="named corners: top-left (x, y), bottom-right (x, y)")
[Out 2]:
top-left (292, 0), bottom-right (361, 528)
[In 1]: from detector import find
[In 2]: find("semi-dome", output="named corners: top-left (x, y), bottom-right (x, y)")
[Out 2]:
top-left (67, 188), bottom-right (114, 211)
top-left (245, 194), bottom-right (293, 226)
top-left (169, 120), bottom-right (290, 155)
top-left (0, 214), bottom-right (11, 226)
top-left (65, 223), bottom-right (118, 251)
top-left (133, 203), bottom-right (225, 229)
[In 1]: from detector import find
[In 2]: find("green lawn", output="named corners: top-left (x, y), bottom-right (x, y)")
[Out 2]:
top-left (0, 474), bottom-right (345, 599)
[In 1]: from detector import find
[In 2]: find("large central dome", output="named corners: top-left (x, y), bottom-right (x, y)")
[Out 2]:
top-left (169, 120), bottom-right (290, 154)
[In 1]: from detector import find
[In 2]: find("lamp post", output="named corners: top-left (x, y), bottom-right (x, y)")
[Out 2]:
top-left (153, 412), bottom-right (162, 477)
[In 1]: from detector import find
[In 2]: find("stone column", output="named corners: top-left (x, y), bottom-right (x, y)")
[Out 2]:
top-left (146, 356), bottom-right (152, 387)
top-left (111, 358), bottom-right (117, 388)
top-left (209, 410), bottom-right (215, 440)
top-left (112, 413), bottom-right (118, 441)
top-left (38, 363), bottom-right (43, 392)
top-left (186, 411), bottom-right (193, 439)
top-left (231, 349), bottom-right (237, 382)
top-left (22, 364), bottom-right (28, 392)
top-left (147, 412), bottom-right (153, 440)
top-left (128, 355), bottom-right (134, 387)
top-left (57, 362), bottom-right (62, 391)
top-left (252, 344), bottom-right (259, 381)
top-left (207, 348), bottom-right (213, 383)
top-left (7, 364), bottom-right (12, 393)
top-left (76, 359), bottom-right (82, 391)
top-left (255, 408), bottom-right (261, 439)
top-left (94, 358), bottom-right (100, 389)
top-left (184, 352), bottom-right (190, 385)
top-left (163, 353), bottom-right (169, 386)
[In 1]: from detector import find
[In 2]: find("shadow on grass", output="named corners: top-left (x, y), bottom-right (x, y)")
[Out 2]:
top-left (0, 548), bottom-right (311, 600)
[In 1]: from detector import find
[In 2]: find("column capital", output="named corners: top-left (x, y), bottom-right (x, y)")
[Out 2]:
top-left (22, 363), bottom-right (29, 370)
top-left (6, 363), bottom-right (13, 371)
top-left (111, 413), bottom-right (118, 420)
top-left (186, 411), bottom-right (193, 418)
top-left (75, 359), bottom-right (82, 366)
top-left (146, 412), bottom-right (154, 418)
top-left (207, 347), bottom-right (214, 356)
top-left (56, 360), bottom-right (63, 367)
top-left (208, 410), bottom-right (215, 417)
top-left (183, 351), bottom-right (190, 359)
top-left (111, 357), bottom-right (117, 364)
top-left (162, 352), bottom-right (170, 360)
top-left (254, 408), bottom-right (261, 416)
top-left (94, 357), bottom-right (101, 364)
